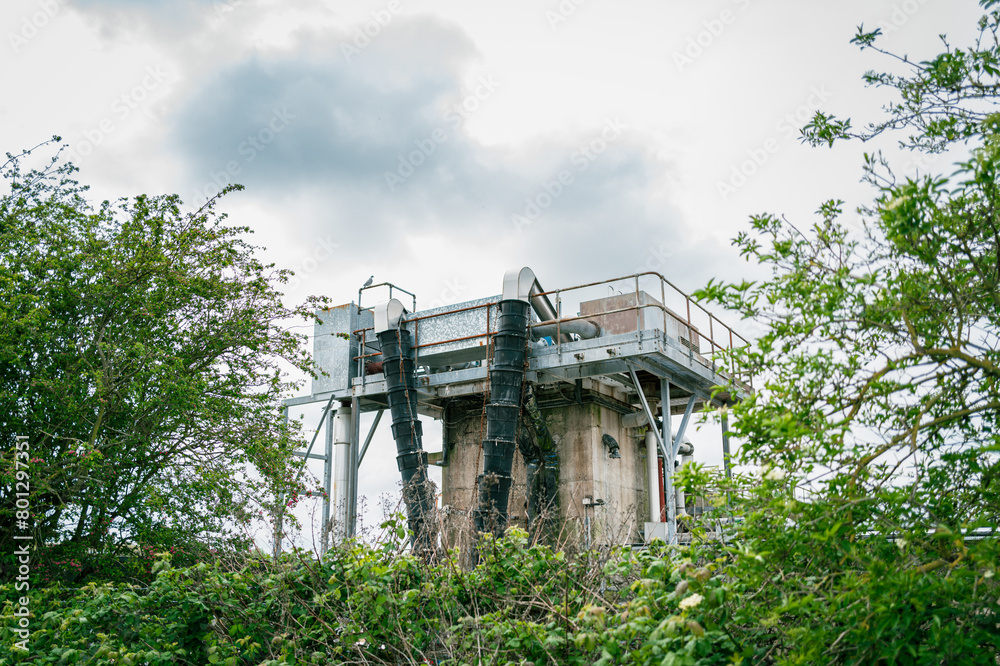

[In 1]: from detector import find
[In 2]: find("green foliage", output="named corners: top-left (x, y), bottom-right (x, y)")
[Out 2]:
top-left (692, 0), bottom-right (1000, 661)
top-left (0, 143), bottom-right (321, 580)
top-left (1, 524), bottom-right (743, 665)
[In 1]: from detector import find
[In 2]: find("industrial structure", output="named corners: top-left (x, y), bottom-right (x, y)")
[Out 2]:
top-left (276, 268), bottom-right (752, 557)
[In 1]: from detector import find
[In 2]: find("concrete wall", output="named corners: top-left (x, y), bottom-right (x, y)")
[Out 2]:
top-left (440, 379), bottom-right (648, 552)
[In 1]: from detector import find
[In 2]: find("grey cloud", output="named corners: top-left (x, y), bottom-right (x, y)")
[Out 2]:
top-left (161, 13), bottom-right (741, 290)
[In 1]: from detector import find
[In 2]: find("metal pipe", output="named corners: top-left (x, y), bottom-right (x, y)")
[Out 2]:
top-left (331, 402), bottom-right (352, 547)
top-left (530, 318), bottom-right (601, 341)
top-left (321, 408), bottom-right (334, 555)
top-left (622, 410), bottom-right (649, 429)
top-left (476, 296), bottom-right (531, 537)
top-left (503, 267), bottom-right (572, 343)
top-left (645, 430), bottom-right (659, 523)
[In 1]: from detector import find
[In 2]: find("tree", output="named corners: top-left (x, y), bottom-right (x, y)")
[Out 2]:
top-left (692, 2), bottom-right (1000, 661)
top-left (0, 142), bottom-right (319, 581)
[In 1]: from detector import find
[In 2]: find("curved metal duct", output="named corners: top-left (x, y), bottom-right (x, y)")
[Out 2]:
top-left (475, 297), bottom-right (531, 536)
top-left (374, 300), bottom-right (436, 552)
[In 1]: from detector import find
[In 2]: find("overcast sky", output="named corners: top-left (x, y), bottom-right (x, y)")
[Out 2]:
top-left (3, 0), bottom-right (986, 547)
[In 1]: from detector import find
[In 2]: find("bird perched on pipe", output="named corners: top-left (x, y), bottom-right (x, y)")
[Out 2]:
top-left (363, 275), bottom-right (374, 288)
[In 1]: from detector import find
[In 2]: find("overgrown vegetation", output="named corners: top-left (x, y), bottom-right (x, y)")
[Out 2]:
top-left (0, 145), bottom-right (321, 582)
top-left (2, 520), bottom-right (740, 666)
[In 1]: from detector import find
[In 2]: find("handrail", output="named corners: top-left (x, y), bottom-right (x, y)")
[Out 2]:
top-left (349, 272), bottom-right (753, 390)
top-left (530, 271), bottom-right (752, 389)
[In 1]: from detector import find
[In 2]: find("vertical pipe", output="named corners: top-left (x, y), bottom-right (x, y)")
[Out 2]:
top-left (676, 448), bottom-right (693, 518)
top-left (645, 430), bottom-right (659, 523)
top-left (377, 327), bottom-right (435, 550)
top-left (321, 404), bottom-right (334, 556)
top-left (476, 298), bottom-right (530, 537)
top-left (721, 411), bottom-right (732, 480)
top-left (332, 403), bottom-right (352, 546)
top-left (658, 457), bottom-right (667, 521)
top-left (661, 379), bottom-right (676, 544)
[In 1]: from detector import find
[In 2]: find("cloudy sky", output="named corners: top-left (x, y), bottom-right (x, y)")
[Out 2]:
top-left (3, 0), bottom-right (985, 545)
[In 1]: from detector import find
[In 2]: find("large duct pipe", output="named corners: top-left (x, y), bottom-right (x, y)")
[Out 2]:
top-left (504, 267), bottom-right (571, 343)
top-left (530, 318), bottom-right (601, 341)
top-left (331, 402), bottom-right (352, 546)
top-left (374, 299), bottom-right (435, 551)
top-left (475, 296), bottom-right (531, 536)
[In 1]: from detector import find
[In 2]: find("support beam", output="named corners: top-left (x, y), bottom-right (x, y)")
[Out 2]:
top-left (721, 412), bottom-right (732, 480)
top-left (661, 378), bottom-right (676, 545)
top-left (292, 451), bottom-right (327, 461)
top-left (671, 394), bottom-right (697, 459)
top-left (625, 362), bottom-right (665, 457)
top-left (357, 409), bottom-right (384, 466)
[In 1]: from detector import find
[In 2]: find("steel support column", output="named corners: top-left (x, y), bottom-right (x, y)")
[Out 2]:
top-left (661, 378), bottom-right (676, 545)
top-left (321, 408), bottom-right (334, 556)
top-left (721, 411), bottom-right (732, 479)
top-left (348, 396), bottom-right (360, 538)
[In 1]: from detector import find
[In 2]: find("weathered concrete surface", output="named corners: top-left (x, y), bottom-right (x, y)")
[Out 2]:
top-left (441, 379), bottom-right (649, 550)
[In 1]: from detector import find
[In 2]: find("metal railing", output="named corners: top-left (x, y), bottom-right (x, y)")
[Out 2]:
top-left (528, 271), bottom-right (752, 389)
top-left (352, 300), bottom-right (499, 388)
top-left (350, 271), bottom-right (753, 390)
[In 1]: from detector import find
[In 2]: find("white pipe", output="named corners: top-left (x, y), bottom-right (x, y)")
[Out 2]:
top-left (331, 403), bottom-right (352, 545)
top-left (646, 430), bottom-right (659, 523)
top-left (531, 318), bottom-right (601, 341)
top-left (675, 442), bottom-right (694, 518)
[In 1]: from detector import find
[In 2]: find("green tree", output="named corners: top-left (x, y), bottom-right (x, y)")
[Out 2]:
top-left (693, 1), bottom-right (1000, 661)
top-left (0, 142), bottom-right (319, 581)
